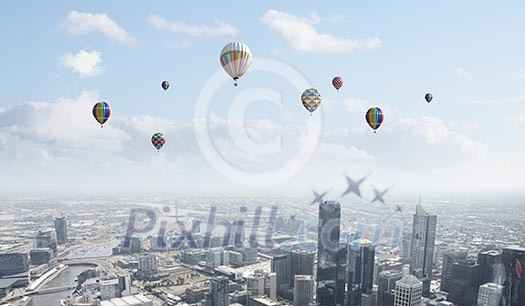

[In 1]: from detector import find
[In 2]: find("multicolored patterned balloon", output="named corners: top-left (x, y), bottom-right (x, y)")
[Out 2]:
top-left (332, 76), bottom-right (343, 91)
top-left (425, 92), bottom-right (433, 103)
top-left (151, 133), bottom-right (166, 151)
top-left (365, 107), bottom-right (384, 133)
top-left (162, 80), bottom-right (169, 91)
top-left (92, 102), bottom-right (111, 128)
top-left (301, 88), bottom-right (322, 115)
top-left (220, 42), bottom-right (252, 86)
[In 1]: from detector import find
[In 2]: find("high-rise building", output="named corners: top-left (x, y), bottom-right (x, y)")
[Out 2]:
top-left (346, 239), bottom-right (376, 306)
top-left (290, 250), bottom-right (315, 285)
top-left (440, 248), bottom-right (468, 293)
top-left (246, 269), bottom-right (277, 300)
top-left (54, 216), bottom-right (68, 245)
top-left (361, 289), bottom-right (378, 306)
top-left (377, 270), bottom-right (403, 306)
top-left (316, 201), bottom-right (345, 306)
top-left (394, 275), bottom-right (422, 306)
top-left (477, 282), bottom-right (504, 306)
top-left (35, 230), bottom-right (57, 254)
top-left (271, 252), bottom-right (291, 298)
top-left (478, 250), bottom-right (503, 285)
top-left (447, 260), bottom-right (482, 306)
top-left (137, 254), bottom-right (157, 275)
top-left (401, 232), bottom-right (412, 260)
top-left (501, 246), bottom-right (525, 306)
top-left (204, 276), bottom-right (230, 306)
top-left (293, 275), bottom-right (314, 306)
top-left (0, 253), bottom-right (29, 277)
top-left (409, 204), bottom-right (437, 297)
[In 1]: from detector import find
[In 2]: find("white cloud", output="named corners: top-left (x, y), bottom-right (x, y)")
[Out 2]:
top-left (165, 40), bottom-right (193, 49)
top-left (0, 94), bottom-right (521, 194)
top-left (148, 14), bottom-right (239, 37)
top-left (61, 11), bottom-right (136, 45)
top-left (64, 50), bottom-right (102, 77)
top-left (510, 113), bottom-right (525, 126)
top-left (456, 67), bottom-right (471, 79)
top-left (261, 9), bottom-right (380, 53)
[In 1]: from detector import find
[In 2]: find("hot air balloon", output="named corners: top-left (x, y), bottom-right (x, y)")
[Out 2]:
top-left (332, 76), bottom-right (343, 91)
top-left (220, 42), bottom-right (252, 86)
top-left (301, 88), bottom-right (322, 116)
top-left (365, 107), bottom-right (384, 133)
top-left (92, 102), bottom-right (111, 128)
top-left (425, 92), bottom-right (433, 103)
top-left (162, 81), bottom-right (169, 91)
top-left (151, 133), bottom-right (166, 152)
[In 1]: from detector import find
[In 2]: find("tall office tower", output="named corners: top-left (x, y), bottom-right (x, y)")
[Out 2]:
top-left (346, 239), bottom-right (376, 306)
top-left (246, 269), bottom-right (277, 300)
top-left (477, 283), bottom-right (504, 306)
top-left (394, 275), bottom-right (423, 306)
top-left (54, 216), bottom-right (68, 245)
top-left (204, 276), bottom-right (230, 306)
top-left (137, 254), bottom-right (158, 275)
top-left (290, 250), bottom-right (315, 285)
top-left (447, 260), bottom-right (482, 306)
top-left (440, 248), bottom-right (468, 293)
top-left (271, 253), bottom-right (291, 298)
top-left (316, 201), bottom-right (345, 306)
top-left (501, 246), bottom-right (525, 306)
top-left (478, 249), bottom-right (503, 285)
top-left (0, 253), bottom-right (29, 277)
top-left (377, 270), bottom-right (403, 306)
top-left (361, 289), bottom-right (378, 306)
top-left (409, 203), bottom-right (437, 297)
top-left (293, 275), bottom-right (314, 306)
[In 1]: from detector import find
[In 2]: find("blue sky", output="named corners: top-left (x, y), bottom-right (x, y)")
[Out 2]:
top-left (0, 1), bottom-right (524, 195)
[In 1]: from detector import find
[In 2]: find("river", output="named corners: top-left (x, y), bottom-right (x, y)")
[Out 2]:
top-left (31, 265), bottom-right (91, 306)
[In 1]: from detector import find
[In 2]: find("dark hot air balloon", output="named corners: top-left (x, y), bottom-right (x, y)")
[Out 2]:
top-left (162, 81), bottom-right (169, 91)
top-left (332, 76), bottom-right (343, 91)
top-left (92, 102), bottom-right (111, 128)
top-left (365, 107), bottom-right (384, 133)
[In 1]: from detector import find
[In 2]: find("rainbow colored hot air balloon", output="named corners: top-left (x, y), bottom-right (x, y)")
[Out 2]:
top-left (151, 132), bottom-right (166, 152)
top-left (425, 92), bottom-right (433, 103)
top-left (220, 42), bottom-right (252, 86)
top-left (332, 76), bottom-right (343, 91)
top-left (162, 81), bottom-right (169, 91)
top-left (92, 102), bottom-right (111, 128)
top-left (301, 88), bottom-right (322, 116)
top-left (365, 107), bottom-right (384, 133)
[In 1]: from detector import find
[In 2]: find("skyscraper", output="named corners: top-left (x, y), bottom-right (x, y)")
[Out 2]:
top-left (409, 204), bottom-right (437, 296)
top-left (377, 270), bottom-right (403, 306)
top-left (294, 275), bottom-right (314, 306)
top-left (394, 275), bottom-right (422, 306)
top-left (478, 250), bottom-right (503, 285)
top-left (346, 239), bottom-right (376, 306)
top-left (290, 250), bottom-right (315, 285)
top-left (35, 230), bottom-right (57, 254)
top-left (271, 252), bottom-right (291, 298)
top-left (137, 254), bottom-right (158, 275)
top-left (204, 276), bottom-right (230, 306)
top-left (54, 216), bottom-right (68, 245)
top-left (477, 283), bottom-right (504, 306)
top-left (316, 201), bottom-right (345, 306)
top-left (501, 246), bottom-right (525, 306)
top-left (447, 260), bottom-right (482, 306)
top-left (440, 248), bottom-right (468, 293)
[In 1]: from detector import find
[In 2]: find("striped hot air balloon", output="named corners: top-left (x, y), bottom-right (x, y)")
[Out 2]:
top-left (220, 42), bottom-right (252, 86)
top-left (92, 102), bottom-right (111, 128)
top-left (365, 107), bottom-right (384, 133)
